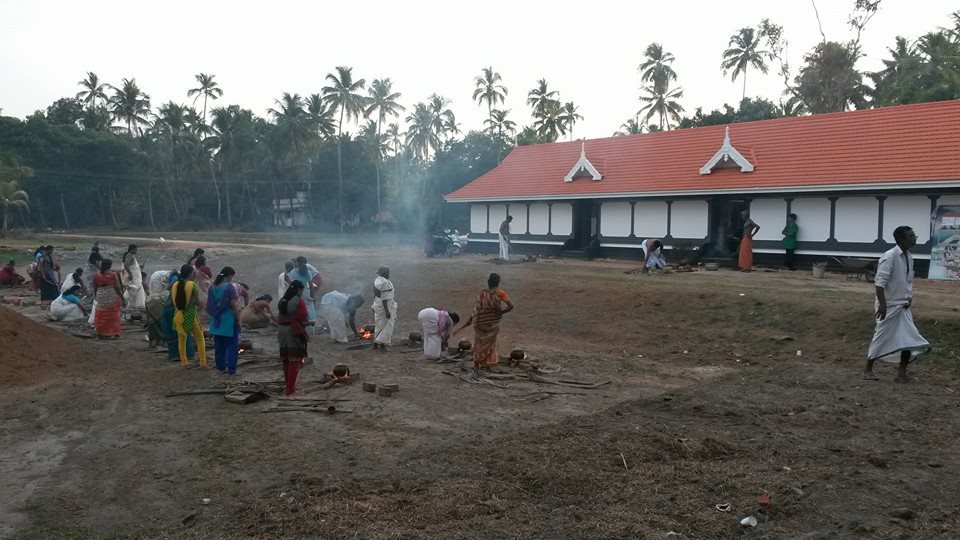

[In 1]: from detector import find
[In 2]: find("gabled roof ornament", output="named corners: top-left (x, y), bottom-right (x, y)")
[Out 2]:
top-left (564, 142), bottom-right (602, 182)
top-left (699, 126), bottom-right (755, 174)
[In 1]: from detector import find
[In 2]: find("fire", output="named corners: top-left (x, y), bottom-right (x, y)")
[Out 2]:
top-left (358, 327), bottom-right (373, 340)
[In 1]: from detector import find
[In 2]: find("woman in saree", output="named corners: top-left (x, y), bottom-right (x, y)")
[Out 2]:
top-left (456, 273), bottom-right (514, 369)
top-left (206, 266), bottom-right (243, 375)
top-left (193, 255), bottom-right (213, 317)
top-left (121, 244), bottom-right (146, 310)
top-left (171, 264), bottom-right (207, 368)
top-left (92, 258), bottom-right (124, 339)
top-left (38, 245), bottom-right (61, 309)
top-left (738, 210), bottom-right (760, 272)
top-left (277, 280), bottom-right (315, 395)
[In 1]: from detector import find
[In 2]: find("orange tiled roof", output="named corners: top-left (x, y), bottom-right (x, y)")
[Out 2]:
top-left (445, 100), bottom-right (960, 201)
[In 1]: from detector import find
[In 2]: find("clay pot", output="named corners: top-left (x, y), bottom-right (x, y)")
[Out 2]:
top-left (408, 332), bottom-right (423, 343)
top-left (458, 339), bottom-right (473, 351)
top-left (238, 338), bottom-right (253, 350)
top-left (510, 349), bottom-right (525, 361)
top-left (332, 364), bottom-right (350, 378)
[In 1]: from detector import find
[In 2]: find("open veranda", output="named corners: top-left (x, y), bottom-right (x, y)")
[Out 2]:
top-left (1, 231), bottom-right (959, 539)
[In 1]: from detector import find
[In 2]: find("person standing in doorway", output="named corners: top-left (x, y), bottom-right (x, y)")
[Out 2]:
top-left (738, 210), bottom-right (759, 272)
top-left (499, 215), bottom-right (513, 261)
top-left (861, 226), bottom-right (931, 383)
top-left (782, 213), bottom-right (799, 270)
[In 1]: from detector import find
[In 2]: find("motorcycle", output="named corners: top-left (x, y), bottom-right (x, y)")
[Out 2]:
top-left (432, 228), bottom-right (468, 256)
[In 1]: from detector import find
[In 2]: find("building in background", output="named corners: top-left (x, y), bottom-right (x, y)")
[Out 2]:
top-left (273, 191), bottom-right (309, 228)
top-left (445, 100), bottom-right (960, 270)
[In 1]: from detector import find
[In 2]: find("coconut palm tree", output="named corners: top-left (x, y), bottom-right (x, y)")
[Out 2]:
top-left (321, 66), bottom-right (367, 232)
top-left (483, 109), bottom-right (517, 142)
top-left (533, 101), bottom-right (564, 142)
top-left (615, 118), bottom-right (642, 136)
top-left (187, 73), bottom-right (223, 126)
top-left (721, 28), bottom-right (770, 100)
top-left (427, 94), bottom-right (457, 141)
top-left (305, 93), bottom-right (337, 139)
top-left (638, 43), bottom-right (678, 91)
top-left (210, 105), bottom-right (258, 226)
top-left (108, 78), bottom-right (152, 136)
top-left (365, 79), bottom-right (404, 229)
top-left (405, 102), bottom-right (440, 161)
top-left (384, 123), bottom-right (403, 158)
top-left (268, 93), bottom-right (315, 160)
top-left (558, 102), bottom-right (583, 140)
top-left (76, 72), bottom-right (109, 108)
top-left (473, 67), bottom-right (507, 133)
top-left (0, 180), bottom-right (29, 236)
top-left (526, 79), bottom-right (559, 119)
top-left (637, 84), bottom-right (684, 131)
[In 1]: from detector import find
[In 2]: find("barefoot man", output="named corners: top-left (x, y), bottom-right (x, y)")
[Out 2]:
top-left (862, 226), bottom-right (931, 383)
top-left (498, 215), bottom-right (513, 261)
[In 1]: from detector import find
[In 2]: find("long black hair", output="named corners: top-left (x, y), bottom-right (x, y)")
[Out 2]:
top-left (213, 266), bottom-right (235, 287)
top-left (71, 268), bottom-right (83, 283)
top-left (174, 264), bottom-right (194, 310)
top-left (121, 244), bottom-right (137, 264)
top-left (188, 248), bottom-right (205, 266)
top-left (100, 258), bottom-right (113, 272)
top-left (279, 280), bottom-right (305, 314)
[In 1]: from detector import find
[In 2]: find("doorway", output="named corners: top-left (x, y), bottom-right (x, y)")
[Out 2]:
top-left (572, 200), bottom-right (599, 249)
top-left (707, 197), bottom-right (748, 257)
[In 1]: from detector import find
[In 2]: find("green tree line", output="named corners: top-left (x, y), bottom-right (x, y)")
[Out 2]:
top-left (0, 5), bottom-right (957, 234)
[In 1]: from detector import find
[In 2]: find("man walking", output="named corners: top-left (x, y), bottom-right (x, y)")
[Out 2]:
top-left (498, 215), bottom-right (513, 261)
top-left (782, 213), bottom-right (799, 270)
top-left (861, 226), bottom-right (931, 383)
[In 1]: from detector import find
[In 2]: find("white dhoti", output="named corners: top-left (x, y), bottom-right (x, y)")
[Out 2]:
top-left (50, 297), bottom-right (84, 321)
top-left (87, 299), bottom-right (96, 325)
top-left (373, 299), bottom-right (397, 345)
top-left (867, 304), bottom-right (930, 362)
top-left (642, 239), bottom-right (667, 269)
top-left (499, 234), bottom-right (509, 261)
top-left (320, 304), bottom-right (348, 343)
top-left (418, 308), bottom-right (443, 359)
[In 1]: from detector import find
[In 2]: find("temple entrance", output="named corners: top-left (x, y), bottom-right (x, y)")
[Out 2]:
top-left (572, 200), bottom-right (599, 249)
top-left (707, 197), bottom-right (748, 258)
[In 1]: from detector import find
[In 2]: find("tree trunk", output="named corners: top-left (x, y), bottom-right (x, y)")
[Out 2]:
top-left (147, 179), bottom-right (156, 231)
top-left (742, 71), bottom-right (747, 102)
top-left (97, 184), bottom-right (107, 223)
top-left (108, 183), bottom-right (119, 229)
top-left (2, 206), bottom-right (7, 237)
top-left (60, 192), bottom-right (70, 229)
top-left (225, 174), bottom-right (233, 227)
top-left (211, 161), bottom-right (222, 223)
top-left (336, 108), bottom-right (345, 233)
top-left (376, 118), bottom-right (382, 234)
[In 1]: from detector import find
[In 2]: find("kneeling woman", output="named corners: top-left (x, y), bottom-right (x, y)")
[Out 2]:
top-left (50, 285), bottom-right (88, 321)
top-left (277, 280), bottom-right (315, 395)
top-left (207, 267), bottom-right (243, 375)
top-left (92, 259), bottom-right (125, 339)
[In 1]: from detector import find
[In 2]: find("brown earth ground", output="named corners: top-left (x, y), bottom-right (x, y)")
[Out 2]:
top-left (1, 232), bottom-right (959, 539)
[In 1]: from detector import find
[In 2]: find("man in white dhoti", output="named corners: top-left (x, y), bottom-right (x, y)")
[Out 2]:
top-left (417, 307), bottom-right (460, 360)
top-left (862, 226), bottom-right (931, 383)
top-left (278, 261), bottom-right (295, 302)
top-left (641, 239), bottom-right (667, 271)
top-left (149, 269), bottom-right (175, 296)
top-left (499, 216), bottom-right (513, 261)
top-left (372, 267), bottom-right (397, 352)
top-left (319, 290), bottom-right (364, 343)
top-left (121, 244), bottom-right (146, 311)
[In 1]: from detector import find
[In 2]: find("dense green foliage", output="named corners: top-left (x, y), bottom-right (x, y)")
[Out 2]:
top-left (0, 7), bottom-right (957, 231)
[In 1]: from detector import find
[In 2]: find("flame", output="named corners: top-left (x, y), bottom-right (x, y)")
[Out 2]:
top-left (359, 327), bottom-right (373, 340)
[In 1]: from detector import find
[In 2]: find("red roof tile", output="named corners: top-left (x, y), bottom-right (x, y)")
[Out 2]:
top-left (445, 100), bottom-right (960, 201)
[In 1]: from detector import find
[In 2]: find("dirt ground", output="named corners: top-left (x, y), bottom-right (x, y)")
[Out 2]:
top-left (1, 232), bottom-right (958, 539)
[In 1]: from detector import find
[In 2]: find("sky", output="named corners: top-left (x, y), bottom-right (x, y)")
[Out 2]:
top-left (0, 0), bottom-right (957, 140)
